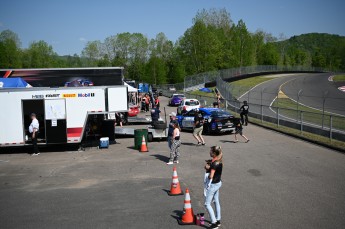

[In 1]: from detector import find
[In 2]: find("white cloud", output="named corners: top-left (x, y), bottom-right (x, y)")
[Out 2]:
top-left (79, 37), bottom-right (87, 42)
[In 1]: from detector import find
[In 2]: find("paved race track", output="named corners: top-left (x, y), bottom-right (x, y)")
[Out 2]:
top-left (239, 73), bottom-right (345, 117)
top-left (282, 73), bottom-right (345, 116)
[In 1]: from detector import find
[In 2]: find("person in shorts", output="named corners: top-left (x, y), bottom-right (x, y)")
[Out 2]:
top-left (234, 118), bottom-right (249, 143)
top-left (193, 109), bottom-right (205, 145)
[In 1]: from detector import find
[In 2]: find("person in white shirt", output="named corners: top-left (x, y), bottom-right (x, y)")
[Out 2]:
top-left (29, 113), bottom-right (40, 156)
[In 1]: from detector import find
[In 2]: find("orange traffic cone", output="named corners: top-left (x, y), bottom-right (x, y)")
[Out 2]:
top-left (168, 167), bottom-right (183, 196)
top-left (178, 188), bottom-right (195, 225)
top-left (139, 135), bottom-right (149, 152)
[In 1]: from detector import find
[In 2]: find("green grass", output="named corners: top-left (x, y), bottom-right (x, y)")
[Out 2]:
top-left (189, 87), bottom-right (215, 97)
top-left (273, 98), bottom-right (345, 131)
top-left (229, 76), bottom-right (276, 98)
top-left (230, 112), bottom-right (345, 151)
top-left (333, 75), bottom-right (345, 82)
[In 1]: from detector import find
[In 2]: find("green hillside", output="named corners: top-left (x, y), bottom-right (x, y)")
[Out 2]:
top-left (274, 33), bottom-right (345, 70)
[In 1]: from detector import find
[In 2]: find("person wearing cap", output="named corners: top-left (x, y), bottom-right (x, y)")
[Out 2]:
top-left (193, 109), bottom-right (206, 145)
top-left (168, 112), bottom-right (178, 150)
top-left (29, 113), bottom-right (40, 156)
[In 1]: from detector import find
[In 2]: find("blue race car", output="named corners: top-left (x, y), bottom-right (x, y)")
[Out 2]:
top-left (176, 108), bottom-right (235, 134)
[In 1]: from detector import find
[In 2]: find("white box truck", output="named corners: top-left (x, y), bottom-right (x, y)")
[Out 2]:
top-left (0, 86), bottom-right (128, 147)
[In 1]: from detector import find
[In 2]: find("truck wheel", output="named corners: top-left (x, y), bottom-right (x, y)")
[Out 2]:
top-left (148, 133), bottom-right (153, 142)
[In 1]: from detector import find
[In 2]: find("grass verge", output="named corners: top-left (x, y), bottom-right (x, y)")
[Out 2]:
top-left (231, 113), bottom-right (345, 152)
top-left (273, 98), bottom-right (345, 131)
top-left (229, 76), bottom-right (277, 98)
top-left (333, 75), bottom-right (345, 82)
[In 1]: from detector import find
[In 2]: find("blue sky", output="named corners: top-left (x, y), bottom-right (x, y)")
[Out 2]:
top-left (1, 0), bottom-right (344, 55)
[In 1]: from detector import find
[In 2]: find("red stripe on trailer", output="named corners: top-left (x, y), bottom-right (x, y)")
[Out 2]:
top-left (74, 139), bottom-right (79, 142)
top-left (67, 127), bottom-right (83, 137)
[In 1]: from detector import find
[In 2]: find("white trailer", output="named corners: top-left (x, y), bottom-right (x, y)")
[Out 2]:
top-left (0, 86), bottom-right (128, 147)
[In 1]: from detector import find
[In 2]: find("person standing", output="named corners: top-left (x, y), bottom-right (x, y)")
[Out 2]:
top-left (240, 101), bottom-right (249, 126)
top-left (154, 95), bottom-right (160, 109)
top-left (145, 94), bottom-right (150, 112)
top-left (213, 93), bottom-right (221, 108)
top-left (205, 146), bottom-right (223, 229)
top-left (167, 112), bottom-right (178, 150)
top-left (193, 109), bottom-right (205, 145)
top-left (150, 105), bottom-right (161, 124)
top-left (234, 118), bottom-right (249, 143)
top-left (167, 123), bottom-right (181, 165)
top-left (29, 113), bottom-right (40, 156)
top-left (115, 112), bottom-right (123, 128)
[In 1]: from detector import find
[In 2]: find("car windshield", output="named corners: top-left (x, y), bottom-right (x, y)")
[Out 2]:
top-left (210, 110), bottom-right (231, 116)
top-left (185, 100), bottom-right (199, 106)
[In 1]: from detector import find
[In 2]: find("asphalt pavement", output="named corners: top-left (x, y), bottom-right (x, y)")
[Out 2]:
top-left (1, 96), bottom-right (345, 229)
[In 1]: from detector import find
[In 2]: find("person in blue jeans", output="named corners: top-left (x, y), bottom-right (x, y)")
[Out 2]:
top-left (204, 146), bottom-right (223, 229)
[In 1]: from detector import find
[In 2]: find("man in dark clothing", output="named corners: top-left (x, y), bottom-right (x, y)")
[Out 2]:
top-left (168, 112), bottom-right (178, 150)
top-left (151, 105), bottom-right (161, 123)
top-left (240, 101), bottom-right (249, 126)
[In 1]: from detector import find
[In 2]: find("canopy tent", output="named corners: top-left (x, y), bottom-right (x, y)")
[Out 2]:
top-left (124, 82), bottom-right (137, 92)
top-left (0, 78), bottom-right (32, 88)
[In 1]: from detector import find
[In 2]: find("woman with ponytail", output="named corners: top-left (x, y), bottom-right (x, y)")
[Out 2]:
top-left (204, 146), bottom-right (223, 228)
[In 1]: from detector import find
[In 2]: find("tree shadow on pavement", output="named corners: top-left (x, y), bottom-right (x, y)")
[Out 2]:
top-left (150, 154), bottom-right (170, 163)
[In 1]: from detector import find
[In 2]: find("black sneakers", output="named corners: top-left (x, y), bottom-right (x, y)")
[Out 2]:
top-left (209, 223), bottom-right (219, 229)
top-left (209, 221), bottom-right (221, 228)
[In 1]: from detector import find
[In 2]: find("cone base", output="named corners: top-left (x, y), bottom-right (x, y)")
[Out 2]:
top-left (168, 191), bottom-right (184, 196)
top-left (177, 218), bottom-right (195, 225)
top-left (139, 149), bottom-right (149, 152)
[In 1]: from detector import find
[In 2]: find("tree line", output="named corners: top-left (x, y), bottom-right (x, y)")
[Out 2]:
top-left (1, 8), bottom-right (344, 85)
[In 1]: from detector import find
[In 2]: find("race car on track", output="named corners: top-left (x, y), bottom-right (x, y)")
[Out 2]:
top-left (176, 108), bottom-right (235, 134)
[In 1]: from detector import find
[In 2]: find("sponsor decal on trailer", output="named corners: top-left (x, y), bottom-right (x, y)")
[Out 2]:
top-left (78, 93), bottom-right (95, 97)
top-left (62, 93), bottom-right (76, 98)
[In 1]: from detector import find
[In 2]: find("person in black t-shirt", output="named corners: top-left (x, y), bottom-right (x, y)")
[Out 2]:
top-left (193, 109), bottom-right (205, 145)
top-left (204, 146), bottom-right (223, 228)
top-left (240, 101), bottom-right (249, 125)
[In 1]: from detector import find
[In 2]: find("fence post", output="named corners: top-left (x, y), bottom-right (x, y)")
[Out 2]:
top-left (277, 107), bottom-right (280, 127)
top-left (329, 115), bottom-right (333, 142)
top-left (297, 89), bottom-right (302, 121)
top-left (261, 105), bottom-right (263, 123)
top-left (300, 111), bottom-right (304, 135)
top-left (322, 90), bottom-right (329, 129)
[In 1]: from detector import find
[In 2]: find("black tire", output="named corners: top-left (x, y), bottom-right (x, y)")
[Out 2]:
top-left (148, 133), bottom-right (153, 142)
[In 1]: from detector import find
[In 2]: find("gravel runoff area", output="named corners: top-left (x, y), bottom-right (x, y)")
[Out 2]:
top-left (0, 96), bottom-right (345, 229)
